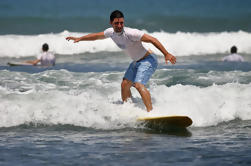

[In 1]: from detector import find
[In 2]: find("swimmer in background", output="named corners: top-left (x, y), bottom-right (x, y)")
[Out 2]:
top-left (222, 46), bottom-right (244, 62)
top-left (26, 43), bottom-right (56, 66)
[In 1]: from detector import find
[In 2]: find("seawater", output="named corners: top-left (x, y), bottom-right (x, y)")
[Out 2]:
top-left (1, 53), bottom-right (251, 165)
top-left (1, 0), bottom-right (251, 165)
top-left (1, 0), bottom-right (251, 34)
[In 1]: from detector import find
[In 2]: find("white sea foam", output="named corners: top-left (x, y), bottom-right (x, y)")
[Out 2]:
top-left (0, 81), bottom-right (251, 129)
top-left (0, 30), bottom-right (251, 58)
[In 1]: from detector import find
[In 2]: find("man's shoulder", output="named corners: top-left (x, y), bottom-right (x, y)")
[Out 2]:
top-left (43, 52), bottom-right (55, 57)
top-left (225, 54), bottom-right (236, 58)
top-left (233, 53), bottom-right (242, 57)
top-left (124, 27), bottom-right (141, 33)
top-left (104, 27), bottom-right (114, 32)
top-left (104, 27), bottom-right (114, 37)
top-left (223, 53), bottom-right (244, 62)
top-left (230, 53), bottom-right (243, 58)
top-left (124, 27), bottom-right (144, 39)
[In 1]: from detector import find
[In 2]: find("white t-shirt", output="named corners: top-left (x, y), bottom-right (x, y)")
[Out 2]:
top-left (37, 52), bottom-right (56, 66)
top-left (104, 27), bottom-right (147, 61)
top-left (222, 53), bottom-right (244, 62)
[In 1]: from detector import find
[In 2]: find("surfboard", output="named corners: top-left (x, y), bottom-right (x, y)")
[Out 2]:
top-left (137, 116), bottom-right (192, 130)
top-left (7, 62), bottom-right (33, 66)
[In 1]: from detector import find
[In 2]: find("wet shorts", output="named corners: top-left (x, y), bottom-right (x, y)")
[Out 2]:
top-left (123, 54), bottom-right (158, 85)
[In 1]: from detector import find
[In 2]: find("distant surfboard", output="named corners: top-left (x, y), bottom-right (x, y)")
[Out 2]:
top-left (137, 116), bottom-right (192, 130)
top-left (7, 62), bottom-right (33, 66)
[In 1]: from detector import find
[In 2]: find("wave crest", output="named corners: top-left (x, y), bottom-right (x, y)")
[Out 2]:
top-left (0, 30), bottom-right (251, 57)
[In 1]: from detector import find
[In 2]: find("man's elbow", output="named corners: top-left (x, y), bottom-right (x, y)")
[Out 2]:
top-left (151, 37), bottom-right (160, 46)
top-left (32, 60), bottom-right (40, 65)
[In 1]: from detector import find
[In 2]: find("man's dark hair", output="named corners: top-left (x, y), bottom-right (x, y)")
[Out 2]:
top-left (231, 46), bottom-right (237, 53)
top-left (110, 10), bottom-right (124, 22)
top-left (42, 43), bottom-right (49, 52)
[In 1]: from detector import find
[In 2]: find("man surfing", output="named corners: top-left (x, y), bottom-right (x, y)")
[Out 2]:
top-left (66, 10), bottom-right (176, 112)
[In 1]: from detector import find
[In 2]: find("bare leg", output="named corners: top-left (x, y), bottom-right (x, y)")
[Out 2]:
top-left (121, 79), bottom-right (133, 102)
top-left (134, 82), bottom-right (152, 112)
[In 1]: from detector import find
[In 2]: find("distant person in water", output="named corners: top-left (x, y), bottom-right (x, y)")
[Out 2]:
top-left (26, 43), bottom-right (56, 66)
top-left (222, 46), bottom-right (244, 62)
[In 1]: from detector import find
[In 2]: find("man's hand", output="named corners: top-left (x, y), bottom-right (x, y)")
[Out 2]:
top-left (66, 37), bottom-right (81, 43)
top-left (141, 34), bottom-right (176, 65)
top-left (165, 53), bottom-right (176, 64)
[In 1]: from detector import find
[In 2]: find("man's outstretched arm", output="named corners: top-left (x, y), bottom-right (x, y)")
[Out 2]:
top-left (25, 59), bottom-right (40, 65)
top-left (141, 34), bottom-right (176, 64)
top-left (66, 32), bottom-right (106, 43)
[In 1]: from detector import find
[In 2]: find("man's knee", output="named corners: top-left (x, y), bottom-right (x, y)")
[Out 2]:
top-left (121, 79), bottom-right (132, 89)
top-left (134, 82), bottom-right (145, 91)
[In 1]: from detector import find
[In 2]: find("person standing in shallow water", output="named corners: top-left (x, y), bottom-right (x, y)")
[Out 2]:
top-left (222, 46), bottom-right (244, 62)
top-left (66, 10), bottom-right (176, 112)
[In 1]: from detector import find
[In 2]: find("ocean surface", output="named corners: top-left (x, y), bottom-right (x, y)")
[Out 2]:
top-left (1, 0), bottom-right (251, 165)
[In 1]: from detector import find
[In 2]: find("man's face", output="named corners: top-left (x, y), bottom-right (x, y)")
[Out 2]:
top-left (110, 17), bottom-right (124, 33)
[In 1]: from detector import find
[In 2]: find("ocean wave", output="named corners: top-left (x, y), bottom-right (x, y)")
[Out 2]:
top-left (0, 80), bottom-right (251, 129)
top-left (0, 30), bottom-right (251, 58)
